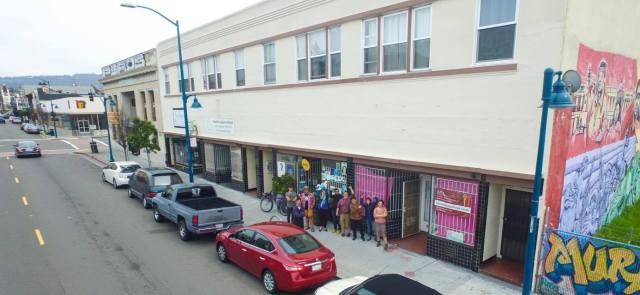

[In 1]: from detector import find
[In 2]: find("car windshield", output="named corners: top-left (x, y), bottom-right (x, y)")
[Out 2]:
top-left (278, 233), bottom-right (321, 254)
top-left (18, 141), bottom-right (37, 148)
top-left (152, 174), bottom-right (182, 186)
top-left (120, 165), bottom-right (141, 173)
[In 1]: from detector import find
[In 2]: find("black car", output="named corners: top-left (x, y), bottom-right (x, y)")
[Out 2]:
top-left (339, 274), bottom-right (441, 295)
top-left (0, 118), bottom-right (5, 124)
top-left (127, 168), bottom-right (183, 208)
top-left (15, 141), bottom-right (41, 158)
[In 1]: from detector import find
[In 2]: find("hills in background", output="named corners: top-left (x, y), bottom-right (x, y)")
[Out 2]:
top-left (0, 73), bottom-right (101, 89)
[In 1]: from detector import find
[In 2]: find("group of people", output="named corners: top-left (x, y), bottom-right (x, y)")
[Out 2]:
top-left (285, 185), bottom-right (389, 250)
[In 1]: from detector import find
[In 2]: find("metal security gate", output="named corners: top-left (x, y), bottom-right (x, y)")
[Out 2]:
top-left (298, 158), bottom-right (321, 191)
top-left (402, 179), bottom-right (421, 237)
top-left (501, 189), bottom-right (531, 263)
top-left (213, 144), bottom-right (231, 183)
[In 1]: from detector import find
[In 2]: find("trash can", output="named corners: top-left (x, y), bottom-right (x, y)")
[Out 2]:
top-left (48, 128), bottom-right (55, 136)
top-left (90, 141), bottom-right (99, 154)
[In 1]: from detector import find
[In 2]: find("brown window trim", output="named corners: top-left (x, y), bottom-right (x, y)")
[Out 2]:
top-left (163, 63), bottom-right (517, 97)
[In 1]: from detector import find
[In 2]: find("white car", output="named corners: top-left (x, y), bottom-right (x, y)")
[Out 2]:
top-left (101, 161), bottom-right (141, 188)
top-left (315, 274), bottom-right (441, 295)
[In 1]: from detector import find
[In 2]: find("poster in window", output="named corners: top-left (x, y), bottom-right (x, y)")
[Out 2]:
top-left (173, 108), bottom-right (185, 128)
top-left (431, 177), bottom-right (478, 246)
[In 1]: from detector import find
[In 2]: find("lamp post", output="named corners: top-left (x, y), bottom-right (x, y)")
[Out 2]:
top-left (521, 68), bottom-right (577, 295)
top-left (37, 79), bottom-right (58, 138)
top-left (89, 93), bottom-right (116, 162)
top-left (120, 3), bottom-right (201, 183)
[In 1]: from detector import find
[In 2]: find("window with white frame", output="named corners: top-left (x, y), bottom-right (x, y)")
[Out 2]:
top-left (296, 35), bottom-right (307, 81)
top-left (214, 55), bottom-right (222, 89)
top-left (179, 63), bottom-right (195, 92)
top-left (201, 56), bottom-right (215, 90)
top-left (235, 49), bottom-right (245, 87)
top-left (382, 11), bottom-right (408, 72)
top-left (476, 0), bottom-right (517, 62)
top-left (263, 43), bottom-right (276, 84)
top-left (363, 18), bottom-right (378, 74)
top-left (308, 30), bottom-right (327, 80)
top-left (163, 68), bottom-right (170, 94)
top-left (329, 26), bottom-right (341, 77)
top-left (412, 6), bottom-right (431, 69)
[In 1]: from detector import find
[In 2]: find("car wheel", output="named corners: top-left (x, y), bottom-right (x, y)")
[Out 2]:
top-left (102, 173), bottom-right (106, 182)
top-left (262, 270), bottom-right (277, 294)
top-left (178, 220), bottom-right (191, 241)
top-left (217, 243), bottom-right (228, 263)
top-left (153, 206), bottom-right (164, 223)
top-left (113, 179), bottom-right (118, 189)
top-left (128, 188), bottom-right (135, 198)
top-left (142, 198), bottom-right (150, 209)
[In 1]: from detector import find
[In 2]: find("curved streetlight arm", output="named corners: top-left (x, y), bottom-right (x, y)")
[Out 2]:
top-left (124, 4), bottom-right (177, 26)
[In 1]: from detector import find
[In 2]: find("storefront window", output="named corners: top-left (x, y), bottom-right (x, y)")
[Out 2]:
top-left (321, 160), bottom-right (348, 193)
top-left (429, 177), bottom-right (479, 246)
top-left (276, 154), bottom-right (297, 177)
top-left (204, 143), bottom-right (215, 172)
top-left (355, 165), bottom-right (391, 205)
top-left (172, 139), bottom-right (201, 166)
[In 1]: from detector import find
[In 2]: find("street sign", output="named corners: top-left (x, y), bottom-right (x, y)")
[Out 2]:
top-left (107, 112), bottom-right (120, 124)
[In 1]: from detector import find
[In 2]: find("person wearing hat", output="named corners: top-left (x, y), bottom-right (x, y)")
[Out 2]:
top-left (300, 186), bottom-right (315, 232)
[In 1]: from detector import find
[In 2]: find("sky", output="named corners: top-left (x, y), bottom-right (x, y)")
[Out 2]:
top-left (0, 0), bottom-right (262, 76)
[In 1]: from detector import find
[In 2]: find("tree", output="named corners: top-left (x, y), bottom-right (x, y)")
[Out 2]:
top-left (127, 118), bottom-right (160, 167)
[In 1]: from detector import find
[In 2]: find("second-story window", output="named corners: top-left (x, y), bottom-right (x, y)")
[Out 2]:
top-left (235, 49), bottom-right (245, 87)
top-left (308, 30), bottom-right (327, 80)
top-left (214, 55), bottom-right (222, 89)
top-left (382, 11), bottom-right (408, 72)
top-left (363, 18), bottom-right (378, 74)
top-left (477, 0), bottom-right (517, 62)
top-left (296, 35), bottom-right (307, 81)
top-left (329, 26), bottom-right (341, 77)
top-left (412, 6), bottom-right (431, 69)
top-left (201, 57), bottom-right (215, 90)
top-left (163, 68), bottom-right (170, 94)
top-left (263, 43), bottom-right (276, 84)
top-left (179, 63), bottom-right (195, 92)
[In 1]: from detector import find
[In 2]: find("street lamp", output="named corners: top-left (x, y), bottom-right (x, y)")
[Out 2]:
top-left (36, 79), bottom-right (59, 138)
top-left (89, 93), bottom-right (117, 162)
top-left (120, 3), bottom-right (201, 183)
top-left (521, 68), bottom-right (578, 295)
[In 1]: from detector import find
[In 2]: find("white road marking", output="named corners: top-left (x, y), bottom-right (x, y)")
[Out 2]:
top-left (9, 164), bottom-right (13, 170)
top-left (94, 139), bottom-right (109, 147)
top-left (61, 140), bottom-right (79, 150)
top-left (14, 177), bottom-right (19, 184)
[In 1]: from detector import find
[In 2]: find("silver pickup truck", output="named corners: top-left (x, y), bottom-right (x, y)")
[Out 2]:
top-left (152, 184), bottom-right (243, 241)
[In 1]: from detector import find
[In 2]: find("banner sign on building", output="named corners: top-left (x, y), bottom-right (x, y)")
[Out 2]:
top-left (539, 229), bottom-right (640, 295)
top-left (432, 177), bottom-right (478, 246)
top-left (173, 108), bottom-right (185, 128)
top-left (75, 100), bottom-right (86, 109)
top-left (101, 53), bottom-right (146, 78)
top-left (206, 118), bottom-right (234, 135)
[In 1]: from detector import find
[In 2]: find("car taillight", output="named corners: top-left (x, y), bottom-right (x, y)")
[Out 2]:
top-left (192, 215), bottom-right (199, 226)
top-left (147, 191), bottom-right (158, 198)
top-left (283, 264), bottom-right (302, 271)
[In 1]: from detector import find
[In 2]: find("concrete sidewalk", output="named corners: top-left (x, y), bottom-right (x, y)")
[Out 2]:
top-left (74, 135), bottom-right (520, 295)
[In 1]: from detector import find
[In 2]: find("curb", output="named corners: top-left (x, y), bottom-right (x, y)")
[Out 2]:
top-left (75, 151), bottom-right (107, 165)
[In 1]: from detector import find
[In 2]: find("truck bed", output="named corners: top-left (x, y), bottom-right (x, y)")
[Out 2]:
top-left (177, 197), bottom-right (238, 211)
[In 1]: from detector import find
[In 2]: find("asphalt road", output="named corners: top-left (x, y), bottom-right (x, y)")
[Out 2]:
top-left (0, 123), bottom-right (313, 295)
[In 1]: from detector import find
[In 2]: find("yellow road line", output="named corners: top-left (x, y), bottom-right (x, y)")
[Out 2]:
top-left (22, 196), bottom-right (29, 206)
top-left (9, 164), bottom-right (13, 170)
top-left (14, 177), bottom-right (19, 184)
top-left (34, 229), bottom-right (45, 246)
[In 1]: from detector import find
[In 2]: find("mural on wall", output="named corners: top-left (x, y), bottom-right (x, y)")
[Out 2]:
top-left (541, 44), bottom-right (639, 295)
top-left (539, 230), bottom-right (640, 295)
top-left (545, 44), bottom-right (639, 235)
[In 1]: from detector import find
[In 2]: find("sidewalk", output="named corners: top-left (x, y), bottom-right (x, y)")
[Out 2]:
top-left (74, 135), bottom-right (520, 294)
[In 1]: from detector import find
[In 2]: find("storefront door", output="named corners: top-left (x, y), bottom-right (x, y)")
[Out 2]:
top-left (402, 179), bottom-right (421, 237)
top-left (77, 119), bottom-right (90, 134)
top-left (419, 175), bottom-right (433, 232)
top-left (500, 189), bottom-right (531, 263)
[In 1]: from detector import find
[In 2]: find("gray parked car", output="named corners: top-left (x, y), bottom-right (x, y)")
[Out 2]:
top-left (128, 168), bottom-right (183, 208)
top-left (152, 184), bottom-right (243, 241)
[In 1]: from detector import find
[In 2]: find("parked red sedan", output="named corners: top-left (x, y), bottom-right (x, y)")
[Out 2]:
top-left (215, 221), bottom-right (337, 293)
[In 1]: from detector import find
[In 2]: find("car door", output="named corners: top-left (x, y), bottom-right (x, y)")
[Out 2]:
top-left (245, 231), bottom-right (278, 277)
top-left (228, 229), bottom-right (255, 271)
top-left (130, 171), bottom-right (142, 195)
top-left (139, 172), bottom-right (150, 199)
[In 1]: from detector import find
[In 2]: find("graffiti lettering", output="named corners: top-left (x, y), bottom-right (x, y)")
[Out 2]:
top-left (544, 232), bottom-right (640, 294)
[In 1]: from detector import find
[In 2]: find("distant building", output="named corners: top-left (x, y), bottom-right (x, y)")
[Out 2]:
top-left (33, 87), bottom-right (108, 136)
top-left (100, 49), bottom-right (162, 151)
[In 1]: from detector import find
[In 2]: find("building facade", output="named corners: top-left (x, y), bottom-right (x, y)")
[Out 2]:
top-left (100, 49), bottom-right (163, 153)
top-left (33, 89), bottom-right (108, 136)
top-left (154, 0), bottom-right (640, 289)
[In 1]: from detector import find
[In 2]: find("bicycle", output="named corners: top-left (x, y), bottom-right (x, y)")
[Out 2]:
top-left (260, 191), bottom-right (288, 216)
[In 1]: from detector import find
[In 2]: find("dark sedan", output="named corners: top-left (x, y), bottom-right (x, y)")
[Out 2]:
top-left (15, 141), bottom-right (42, 158)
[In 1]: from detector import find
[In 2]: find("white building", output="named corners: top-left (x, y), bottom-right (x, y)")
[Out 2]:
top-left (154, 0), bottom-right (640, 288)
